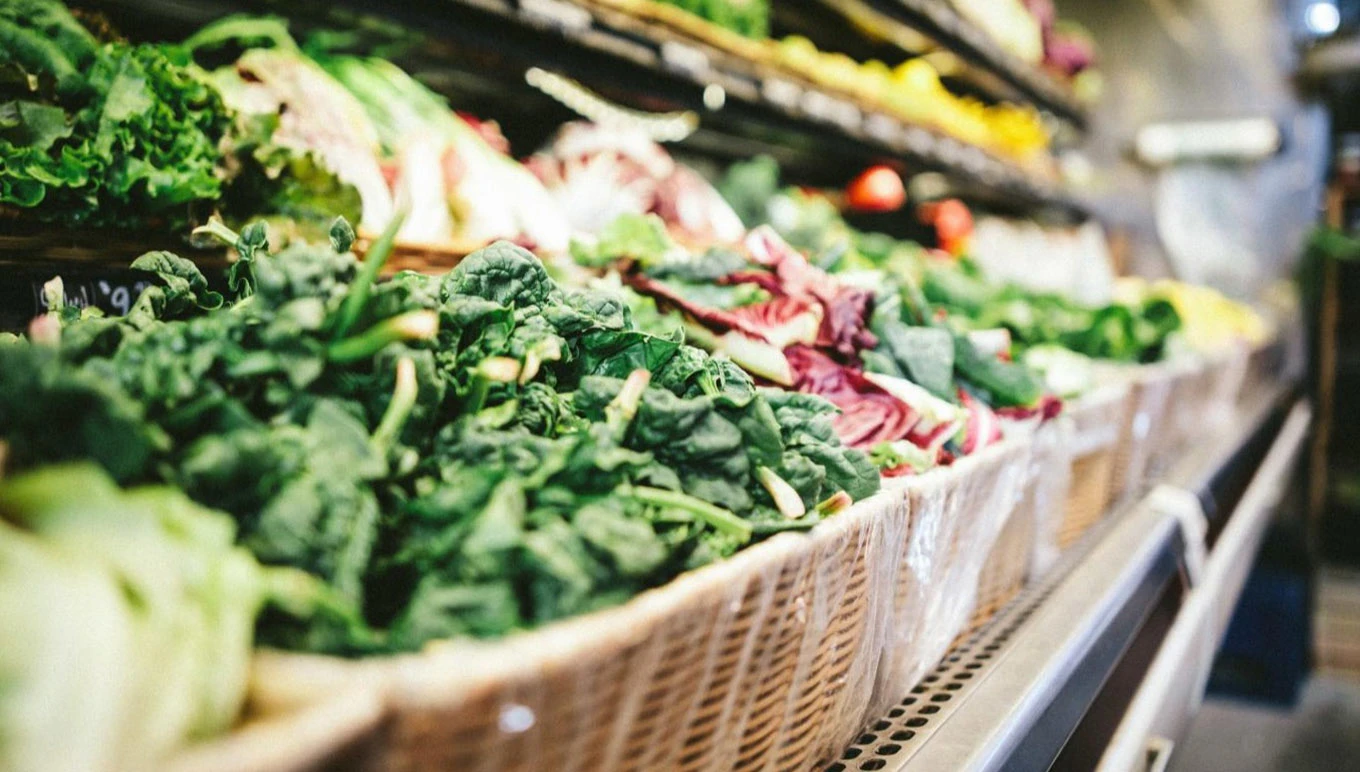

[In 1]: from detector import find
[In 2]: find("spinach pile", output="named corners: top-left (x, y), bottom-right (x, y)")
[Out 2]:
top-left (864, 269), bottom-right (1046, 409)
top-left (0, 218), bottom-right (877, 654)
top-left (0, 0), bottom-right (228, 228)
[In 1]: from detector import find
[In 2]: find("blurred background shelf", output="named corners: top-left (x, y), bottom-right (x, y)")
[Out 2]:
top-left (82, 0), bottom-right (1088, 220)
top-left (776, 0), bottom-right (1088, 129)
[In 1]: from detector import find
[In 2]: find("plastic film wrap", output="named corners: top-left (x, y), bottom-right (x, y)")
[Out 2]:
top-left (1240, 338), bottom-right (1282, 407)
top-left (1020, 416), bottom-right (1075, 580)
top-left (1104, 363), bottom-right (1179, 503)
top-left (965, 419), bottom-right (1069, 634)
top-left (968, 491), bottom-right (1035, 634)
top-left (871, 440), bottom-right (1031, 707)
top-left (1055, 385), bottom-right (1131, 549)
top-left (1164, 358), bottom-right (1213, 462)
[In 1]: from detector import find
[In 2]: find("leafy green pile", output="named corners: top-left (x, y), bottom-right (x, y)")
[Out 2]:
top-left (920, 261), bottom-right (1181, 364)
top-left (0, 0), bottom-right (228, 228)
top-left (0, 218), bottom-right (876, 654)
top-left (574, 211), bottom-right (1044, 416)
top-left (658, 0), bottom-right (770, 39)
top-left (718, 156), bottom-right (1180, 367)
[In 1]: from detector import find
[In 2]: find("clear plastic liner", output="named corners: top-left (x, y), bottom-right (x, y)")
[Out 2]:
top-left (1100, 362), bottom-right (1180, 504)
top-left (1210, 343), bottom-right (1252, 421)
top-left (1053, 384), bottom-right (1133, 549)
top-left (1023, 416), bottom-right (1075, 578)
top-left (870, 440), bottom-right (1030, 711)
top-left (965, 416), bottom-right (1072, 634)
top-left (216, 441), bottom-right (1035, 772)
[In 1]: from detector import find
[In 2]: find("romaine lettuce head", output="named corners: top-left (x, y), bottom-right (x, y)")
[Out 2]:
top-left (0, 464), bottom-right (300, 771)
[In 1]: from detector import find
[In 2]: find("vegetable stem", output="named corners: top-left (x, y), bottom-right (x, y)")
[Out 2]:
top-left (628, 485), bottom-right (753, 542)
top-left (756, 466), bottom-right (806, 519)
top-left (814, 491), bottom-right (853, 517)
top-left (606, 369), bottom-right (650, 438)
top-left (328, 310), bottom-right (438, 363)
top-left (518, 338), bottom-right (562, 385)
top-left (371, 357), bottom-right (417, 455)
top-left (463, 357), bottom-right (522, 414)
top-left (479, 357), bottom-right (522, 383)
top-left (191, 217), bottom-right (241, 250)
top-left (332, 211), bottom-right (406, 340)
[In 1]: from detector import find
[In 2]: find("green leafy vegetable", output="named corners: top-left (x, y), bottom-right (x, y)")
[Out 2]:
top-left (0, 463), bottom-right (328, 772)
top-left (0, 3), bottom-right (230, 228)
top-left (0, 221), bottom-right (878, 654)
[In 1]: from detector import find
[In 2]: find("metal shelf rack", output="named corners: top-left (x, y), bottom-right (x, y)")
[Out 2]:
top-left (869, 0), bottom-right (1087, 127)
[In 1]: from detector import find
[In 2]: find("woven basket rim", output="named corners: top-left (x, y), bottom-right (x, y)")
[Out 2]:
top-left (163, 686), bottom-right (384, 772)
top-left (247, 440), bottom-right (1028, 707)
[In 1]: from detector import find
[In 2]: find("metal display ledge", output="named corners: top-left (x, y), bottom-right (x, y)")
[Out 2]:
top-left (827, 389), bottom-right (1309, 772)
top-left (85, 0), bottom-right (1085, 217)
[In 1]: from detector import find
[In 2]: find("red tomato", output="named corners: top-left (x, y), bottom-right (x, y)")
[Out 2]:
top-left (845, 166), bottom-right (906, 212)
top-left (919, 198), bottom-right (973, 255)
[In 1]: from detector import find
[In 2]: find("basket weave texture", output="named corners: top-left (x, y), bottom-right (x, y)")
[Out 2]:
top-left (198, 440), bottom-right (1031, 772)
top-left (1104, 363), bottom-right (1179, 503)
top-left (873, 441), bottom-right (1030, 706)
top-left (968, 502), bottom-right (1032, 633)
top-left (1055, 385), bottom-right (1131, 550)
top-left (968, 414), bottom-right (1077, 634)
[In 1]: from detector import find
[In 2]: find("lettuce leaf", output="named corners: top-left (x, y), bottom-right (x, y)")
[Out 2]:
top-left (0, 12), bottom-right (229, 230)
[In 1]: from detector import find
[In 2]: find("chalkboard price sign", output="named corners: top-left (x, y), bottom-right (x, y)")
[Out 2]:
top-left (0, 263), bottom-right (160, 332)
top-left (32, 277), bottom-right (153, 317)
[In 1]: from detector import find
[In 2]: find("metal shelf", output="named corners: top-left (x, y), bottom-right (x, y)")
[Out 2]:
top-left (829, 386), bottom-right (1307, 771)
top-left (862, 0), bottom-right (1087, 128)
top-left (1098, 400), bottom-right (1311, 771)
top-left (83, 0), bottom-right (1087, 218)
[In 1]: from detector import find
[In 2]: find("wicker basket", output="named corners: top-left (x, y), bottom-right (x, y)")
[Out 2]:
top-left (199, 440), bottom-right (1031, 772)
top-left (1056, 385), bottom-right (1132, 550)
top-left (1240, 338), bottom-right (1283, 407)
top-left (354, 234), bottom-right (484, 276)
top-left (968, 501), bottom-right (1033, 632)
top-left (165, 686), bottom-right (385, 772)
top-left (874, 441), bottom-right (1031, 703)
top-left (967, 413), bottom-right (1083, 633)
top-left (1106, 363), bottom-right (1180, 504)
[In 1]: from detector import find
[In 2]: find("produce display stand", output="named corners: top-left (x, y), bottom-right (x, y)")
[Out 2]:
top-left (6, 2), bottom-right (1293, 771)
top-left (154, 371), bottom-right (1303, 772)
